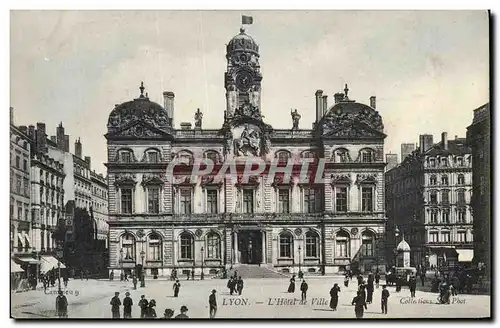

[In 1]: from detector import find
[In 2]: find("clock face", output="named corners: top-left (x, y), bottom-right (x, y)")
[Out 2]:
top-left (236, 71), bottom-right (253, 91)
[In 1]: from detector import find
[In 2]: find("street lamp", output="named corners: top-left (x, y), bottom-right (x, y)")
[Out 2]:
top-left (201, 246), bottom-right (205, 280)
top-left (31, 248), bottom-right (39, 290)
top-left (140, 250), bottom-right (146, 288)
top-left (298, 246), bottom-right (302, 275)
top-left (119, 248), bottom-right (123, 281)
top-left (394, 226), bottom-right (400, 268)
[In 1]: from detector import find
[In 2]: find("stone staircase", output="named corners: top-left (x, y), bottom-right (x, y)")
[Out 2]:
top-left (226, 264), bottom-right (288, 279)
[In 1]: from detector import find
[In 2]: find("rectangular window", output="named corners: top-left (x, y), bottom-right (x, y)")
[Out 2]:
top-left (305, 234), bottom-right (318, 258)
top-left (148, 240), bottom-right (161, 261)
top-left (442, 158), bottom-right (448, 167)
top-left (304, 188), bottom-right (322, 213)
top-left (121, 188), bottom-right (133, 214)
top-left (17, 202), bottom-right (22, 220)
top-left (457, 231), bottom-right (467, 243)
top-left (147, 187), bottom-right (160, 213)
top-left (336, 239), bottom-right (348, 257)
top-left (442, 232), bottom-right (450, 243)
top-left (457, 210), bottom-right (466, 223)
top-left (430, 211), bottom-right (438, 223)
top-left (361, 187), bottom-right (373, 212)
top-left (278, 189), bottom-right (290, 213)
top-left (180, 189), bottom-right (192, 214)
top-left (362, 239), bottom-right (373, 256)
top-left (148, 152), bottom-right (159, 163)
top-left (243, 189), bottom-right (254, 214)
top-left (335, 187), bottom-right (348, 212)
top-left (23, 159), bottom-right (27, 171)
top-left (180, 237), bottom-right (193, 259)
top-left (206, 189), bottom-right (218, 214)
top-left (441, 191), bottom-right (449, 204)
top-left (23, 178), bottom-right (29, 197)
top-left (16, 175), bottom-right (21, 193)
top-left (121, 152), bottom-right (131, 163)
top-left (15, 156), bottom-right (20, 168)
top-left (457, 191), bottom-right (466, 204)
top-left (430, 192), bottom-right (437, 204)
top-left (429, 232), bottom-right (439, 243)
top-left (442, 210), bottom-right (450, 223)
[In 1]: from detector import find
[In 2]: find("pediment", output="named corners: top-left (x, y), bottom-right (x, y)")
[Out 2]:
top-left (106, 121), bottom-right (173, 140)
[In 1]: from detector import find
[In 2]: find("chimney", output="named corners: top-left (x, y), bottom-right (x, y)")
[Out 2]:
top-left (50, 136), bottom-right (56, 143)
top-left (10, 107), bottom-right (14, 125)
top-left (85, 156), bottom-right (91, 168)
top-left (180, 122), bottom-right (192, 130)
top-left (28, 125), bottom-right (35, 140)
top-left (163, 91), bottom-right (175, 127)
top-left (315, 90), bottom-right (323, 123)
top-left (64, 135), bottom-right (70, 153)
top-left (401, 143), bottom-right (416, 162)
top-left (322, 95), bottom-right (328, 115)
top-left (36, 123), bottom-right (47, 153)
top-left (75, 138), bottom-right (82, 158)
top-left (419, 134), bottom-right (434, 154)
top-left (19, 125), bottom-right (28, 135)
top-left (57, 122), bottom-right (65, 151)
top-left (370, 96), bottom-right (376, 109)
top-left (334, 92), bottom-right (344, 104)
top-left (441, 132), bottom-right (448, 150)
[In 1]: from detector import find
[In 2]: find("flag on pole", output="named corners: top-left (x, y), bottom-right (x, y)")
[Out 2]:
top-left (242, 15), bottom-right (253, 25)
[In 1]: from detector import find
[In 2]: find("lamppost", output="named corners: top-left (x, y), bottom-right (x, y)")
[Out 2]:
top-left (201, 246), bottom-right (205, 280)
top-left (298, 246), bottom-right (302, 275)
top-left (119, 248), bottom-right (123, 281)
top-left (394, 226), bottom-right (400, 268)
top-left (31, 248), bottom-right (39, 290)
top-left (140, 250), bottom-right (146, 287)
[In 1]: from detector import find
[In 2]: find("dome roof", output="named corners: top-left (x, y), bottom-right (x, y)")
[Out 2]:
top-left (107, 82), bottom-right (170, 131)
top-left (227, 28), bottom-right (259, 55)
top-left (397, 239), bottom-right (411, 252)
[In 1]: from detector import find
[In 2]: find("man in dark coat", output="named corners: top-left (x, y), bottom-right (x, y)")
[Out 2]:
top-left (352, 291), bottom-right (367, 319)
top-left (138, 295), bottom-right (149, 318)
top-left (56, 290), bottom-right (68, 318)
top-left (209, 289), bottom-right (217, 318)
top-left (300, 280), bottom-right (308, 302)
top-left (175, 305), bottom-right (189, 319)
top-left (366, 274), bottom-right (374, 304)
top-left (357, 274), bottom-right (364, 287)
top-left (173, 279), bottom-right (181, 297)
top-left (110, 292), bottom-right (121, 319)
top-left (375, 271), bottom-right (381, 289)
top-left (409, 275), bottom-right (417, 297)
top-left (228, 277), bottom-right (235, 295)
top-left (133, 275), bottom-right (138, 290)
top-left (123, 291), bottom-right (133, 318)
top-left (237, 277), bottom-right (244, 295)
top-left (191, 269), bottom-right (195, 281)
top-left (381, 285), bottom-right (390, 314)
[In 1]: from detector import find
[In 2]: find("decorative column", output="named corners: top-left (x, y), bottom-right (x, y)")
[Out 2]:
top-left (261, 230), bottom-right (266, 264)
top-left (233, 231), bottom-right (239, 264)
top-left (13, 224), bottom-right (19, 251)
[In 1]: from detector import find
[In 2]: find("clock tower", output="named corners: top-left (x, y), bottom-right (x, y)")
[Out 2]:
top-left (225, 27), bottom-right (262, 115)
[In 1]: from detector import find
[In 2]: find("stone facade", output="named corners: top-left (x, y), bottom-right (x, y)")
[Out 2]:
top-left (106, 27), bottom-right (387, 277)
top-left (91, 170), bottom-right (109, 245)
top-left (385, 132), bottom-right (473, 269)
top-left (466, 103), bottom-right (490, 273)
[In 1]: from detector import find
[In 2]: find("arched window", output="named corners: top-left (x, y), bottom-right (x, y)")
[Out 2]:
top-left (279, 232), bottom-right (293, 258)
top-left (305, 231), bottom-right (319, 258)
top-left (204, 151), bottom-right (220, 164)
top-left (275, 150), bottom-right (291, 163)
top-left (457, 174), bottom-right (465, 185)
top-left (457, 189), bottom-right (466, 204)
top-left (145, 149), bottom-right (160, 163)
top-left (359, 149), bottom-right (374, 163)
top-left (301, 150), bottom-right (316, 159)
top-left (441, 190), bottom-right (450, 204)
top-left (120, 233), bottom-right (136, 261)
top-left (180, 232), bottom-right (194, 260)
top-left (206, 232), bottom-right (221, 259)
top-left (429, 190), bottom-right (438, 204)
top-left (441, 175), bottom-right (449, 185)
top-left (361, 231), bottom-right (375, 256)
top-left (177, 150), bottom-right (194, 165)
top-left (335, 231), bottom-right (350, 258)
top-left (430, 175), bottom-right (437, 185)
top-left (147, 233), bottom-right (162, 261)
top-left (118, 149), bottom-right (134, 163)
top-left (334, 148), bottom-right (351, 163)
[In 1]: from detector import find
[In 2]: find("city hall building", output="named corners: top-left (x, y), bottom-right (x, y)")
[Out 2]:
top-left (106, 26), bottom-right (387, 277)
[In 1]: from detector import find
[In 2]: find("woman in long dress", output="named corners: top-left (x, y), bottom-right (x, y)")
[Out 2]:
top-left (329, 283), bottom-right (341, 311)
top-left (288, 275), bottom-right (296, 293)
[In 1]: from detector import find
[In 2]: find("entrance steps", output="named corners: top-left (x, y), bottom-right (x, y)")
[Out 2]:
top-left (227, 264), bottom-right (288, 279)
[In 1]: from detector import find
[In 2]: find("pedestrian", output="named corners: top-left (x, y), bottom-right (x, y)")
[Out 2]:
top-left (375, 271), bottom-right (380, 289)
top-left (55, 290), bottom-right (68, 318)
top-left (85, 269), bottom-right (89, 281)
top-left (227, 277), bottom-right (235, 295)
top-left (288, 275), bottom-right (296, 293)
top-left (237, 276), bottom-right (244, 295)
top-left (163, 308), bottom-right (174, 319)
top-left (191, 269), bottom-right (195, 281)
top-left (352, 291), bottom-right (367, 319)
top-left (329, 283), bottom-right (341, 311)
top-left (123, 291), bottom-right (133, 318)
top-left (146, 299), bottom-right (157, 318)
top-left (120, 272), bottom-right (124, 281)
top-left (124, 272), bottom-right (129, 282)
top-left (110, 270), bottom-right (114, 281)
top-left (366, 274), bottom-right (374, 304)
top-left (395, 276), bottom-right (402, 292)
top-left (300, 280), bottom-right (308, 302)
top-left (175, 305), bottom-right (189, 319)
top-left (420, 271), bottom-right (426, 287)
top-left (409, 275), bottom-right (417, 298)
top-left (359, 284), bottom-right (367, 304)
top-left (186, 270), bottom-right (190, 280)
top-left (63, 273), bottom-right (69, 288)
top-left (110, 292), bottom-right (121, 319)
top-left (344, 274), bottom-right (349, 288)
top-left (173, 279), bottom-right (181, 297)
top-left (381, 285), bottom-right (390, 314)
top-left (138, 295), bottom-right (149, 318)
top-left (233, 270), bottom-right (238, 279)
top-left (209, 289), bottom-right (217, 318)
top-left (133, 275), bottom-right (138, 290)
top-left (357, 274), bottom-right (363, 287)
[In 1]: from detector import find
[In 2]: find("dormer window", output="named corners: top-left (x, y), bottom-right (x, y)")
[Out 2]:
top-left (429, 158), bottom-right (436, 167)
top-left (276, 150), bottom-right (291, 163)
top-left (204, 151), bottom-right (220, 164)
top-left (120, 151), bottom-right (132, 163)
top-left (359, 149), bottom-right (374, 163)
top-left (457, 157), bottom-right (464, 167)
top-left (441, 158), bottom-right (448, 167)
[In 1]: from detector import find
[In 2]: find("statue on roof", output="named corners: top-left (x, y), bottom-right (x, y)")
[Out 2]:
top-left (291, 109), bottom-right (301, 130)
top-left (194, 108), bottom-right (203, 129)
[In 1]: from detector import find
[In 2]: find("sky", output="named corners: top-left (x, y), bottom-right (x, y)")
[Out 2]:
top-left (10, 10), bottom-right (489, 174)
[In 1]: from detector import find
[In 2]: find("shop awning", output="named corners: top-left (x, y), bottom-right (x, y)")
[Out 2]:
top-left (40, 256), bottom-right (66, 273)
top-left (11, 260), bottom-right (24, 273)
top-left (457, 249), bottom-right (474, 262)
top-left (16, 256), bottom-right (40, 264)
